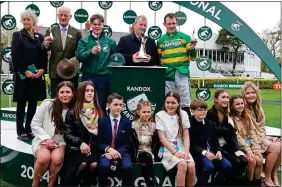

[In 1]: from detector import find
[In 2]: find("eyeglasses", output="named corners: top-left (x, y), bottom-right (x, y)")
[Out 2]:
top-left (196, 108), bottom-right (207, 112)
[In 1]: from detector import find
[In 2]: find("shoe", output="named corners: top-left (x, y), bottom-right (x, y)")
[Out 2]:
top-left (27, 132), bottom-right (35, 139)
top-left (17, 133), bottom-right (29, 142)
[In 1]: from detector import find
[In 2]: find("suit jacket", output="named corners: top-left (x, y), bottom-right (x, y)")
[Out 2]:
top-left (189, 116), bottom-right (222, 156)
top-left (11, 29), bottom-right (48, 102)
top-left (117, 33), bottom-right (160, 66)
top-left (97, 115), bottom-right (132, 156)
top-left (42, 24), bottom-right (82, 79)
top-left (206, 105), bottom-right (241, 153)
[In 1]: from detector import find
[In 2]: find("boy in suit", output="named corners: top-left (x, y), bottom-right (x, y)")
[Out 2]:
top-left (189, 100), bottom-right (232, 186)
top-left (97, 93), bottom-right (133, 186)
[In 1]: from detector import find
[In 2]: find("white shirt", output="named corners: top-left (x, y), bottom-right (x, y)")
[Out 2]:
top-left (109, 113), bottom-right (121, 136)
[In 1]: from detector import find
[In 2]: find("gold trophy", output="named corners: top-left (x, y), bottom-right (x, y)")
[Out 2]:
top-left (137, 28), bottom-right (148, 62)
top-left (49, 26), bottom-right (54, 40)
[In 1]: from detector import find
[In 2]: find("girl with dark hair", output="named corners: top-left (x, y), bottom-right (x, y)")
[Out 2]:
top-left (31, 81), bottom-right (75, 187)
top-left (229, 95), bottom-right (263, 186)
top-left (155, 91), bottom-right (195, 186)
top-left (241, 82), bottom-right (281, 186)
top-left (132, 100), bottom-right (158, 186)
top-left (62, 81), bottom-right (104, 186)
top-left (206, 89), bottom-right (248, 185)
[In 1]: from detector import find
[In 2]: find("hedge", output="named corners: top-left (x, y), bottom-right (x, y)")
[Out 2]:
top-left (44, 76), bottom-right (280, 90)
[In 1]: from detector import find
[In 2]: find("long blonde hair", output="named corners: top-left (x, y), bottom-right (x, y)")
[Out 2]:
top-left (241, 82), bottom-right (263, 122)
top-left (229, 95), bottom-right (252, 134)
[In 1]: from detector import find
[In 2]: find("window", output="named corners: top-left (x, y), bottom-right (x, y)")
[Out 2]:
top-left (213, 50), bottom-right (217, 61)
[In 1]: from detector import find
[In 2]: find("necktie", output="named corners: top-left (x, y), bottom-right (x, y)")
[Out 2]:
top-left (111, 119), bottom-right (118, 148)
top-left (61, 28), bottom-right (66, 49)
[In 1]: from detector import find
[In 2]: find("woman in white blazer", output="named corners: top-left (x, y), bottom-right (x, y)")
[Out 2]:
top-left (31, 81), bottom-right (75, 187)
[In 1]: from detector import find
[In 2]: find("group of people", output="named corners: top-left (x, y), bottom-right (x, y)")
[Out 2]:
top-left (29, 80), bottom-right (280, 187)
top-left (10, 6), bottom-right (280, 187)
top-left (11, 7), bottom-right (196, 142)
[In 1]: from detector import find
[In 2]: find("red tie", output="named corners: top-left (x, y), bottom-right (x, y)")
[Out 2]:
top-left (111, 119), bottom-right (118, 148)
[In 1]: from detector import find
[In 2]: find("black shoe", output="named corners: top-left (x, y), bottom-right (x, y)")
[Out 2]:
top-left (17, 133), bottom-right (29, 142)
top-left (27, 132), bottom-right (35, 139)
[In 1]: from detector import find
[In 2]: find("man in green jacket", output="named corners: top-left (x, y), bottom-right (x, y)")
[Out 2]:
top-left (76, 14), bottom-right (116, 112)
top-left (157, 13), bottom-right (198, 117)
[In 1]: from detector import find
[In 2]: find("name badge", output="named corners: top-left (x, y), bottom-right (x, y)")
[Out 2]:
top-left (67, 34), bottom-right (73, 38)
top-left (245, 137), bottom-right (251, 145)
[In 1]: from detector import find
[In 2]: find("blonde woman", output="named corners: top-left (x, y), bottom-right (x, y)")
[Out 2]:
top-left (241, 82), bottom-right (281, 186)
top-left (11, 9), bottom-right (48, 141)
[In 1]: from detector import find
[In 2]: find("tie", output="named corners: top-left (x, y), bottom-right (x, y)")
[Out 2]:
top-left (111, 119), bottom-right (118, 148)
top-left (61, 28), bottom-right (66, 49)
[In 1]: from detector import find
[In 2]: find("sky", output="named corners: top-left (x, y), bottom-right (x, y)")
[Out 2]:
top-left (0, 1), bottom-right (281, 36)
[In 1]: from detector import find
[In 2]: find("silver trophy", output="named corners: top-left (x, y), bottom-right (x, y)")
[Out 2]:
top-left (49, 26), bottom-right (54, 40)
top-left (137, 28), bottom-right (148, 62)
top-left (191, 29), bottom-right (197, 45)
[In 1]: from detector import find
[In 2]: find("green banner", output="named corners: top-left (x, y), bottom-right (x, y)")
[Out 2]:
top-left (214, 83), bottom-right (244, 89)
top-left (110, 66), bottom-right (166, 120)
top-left (0, 110), bottom-right (20, 121)
top-left (173, 1), bottom-right (281, 81)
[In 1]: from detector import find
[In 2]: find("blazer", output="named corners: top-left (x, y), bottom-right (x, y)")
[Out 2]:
top-left (97, 115), bottom-right (132, 156)
top-left (42, 24), bottom-right (82, 79)
top-left (189, 116), bottom-right (222, 156)
top-left (117, 32), bottom-right (160, 66)
top-left (207, 105), bottom-right (241, 153)
top-left (11, 29), bottom-right (48, 102)
top-left (64, 109), bottom-right (97, 150)
top-left (31, 99), bottom-right (65, 155)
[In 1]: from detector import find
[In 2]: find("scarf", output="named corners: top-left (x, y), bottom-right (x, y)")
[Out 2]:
top-left (80, 103), bottom-right (99, 135)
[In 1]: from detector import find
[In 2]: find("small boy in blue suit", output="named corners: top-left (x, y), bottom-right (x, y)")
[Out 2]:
top-left (97, 93), bottom-right (132, 186)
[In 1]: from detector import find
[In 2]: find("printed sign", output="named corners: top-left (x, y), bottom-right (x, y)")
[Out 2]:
top-left (213, 83), bottom-right (244, 89)
top-left (198, 26), bottom-right (212, 41)
top-left (2, 47), bottom-right (12, 63)
top-left (123, 10), bottom-right (137, 24)
top-left (98, 1), bottom-right (113, 10)
top-left (50, 1), bottom-right (64, 8)
top-left (26, 4), bottom-right (40, 17)
top-left (102, 25), bottom-right (112, 37)
top-left (175, 11), bottom-right (187, 26)
top-left (148, 1), bottom-right (163, 11)
top-left (196, 56), bottom-right (212, 71)
top-left (1, 14), bottom-right (16, 30)
top-left (196, 87), bottom-right (211, 101)
top-left (2, 79), bottom-right (14, 95)
top-left (148, 26), bottom-right (162, 40)
top-left (74, 8), bottom-right (89, 23)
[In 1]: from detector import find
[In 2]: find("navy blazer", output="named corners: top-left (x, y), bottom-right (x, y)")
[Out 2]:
top-left (189, 116), bottom-right (222, 156)
top-left (117, 33), bottom-right (160, 66)
top-left (97, 116), bottom-right (132, 156)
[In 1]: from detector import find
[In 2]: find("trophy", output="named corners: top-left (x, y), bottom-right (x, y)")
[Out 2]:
top-left (96, 35), bottom-right (101, 50)
top-left (136, 28), bottom-right (148, 62)
top-left (49, 26), bottom-right (54, 40)
top-left (191, 29), bottom-right (197, 44)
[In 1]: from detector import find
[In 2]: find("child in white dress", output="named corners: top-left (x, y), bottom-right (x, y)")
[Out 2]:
top-left (155, 91), bottom-right (195, 186)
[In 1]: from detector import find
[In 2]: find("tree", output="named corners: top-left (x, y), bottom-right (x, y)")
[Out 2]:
top-left (259, 22), bottom-right (281, 64)
top-left (216, 28), bottom-right (244, 70)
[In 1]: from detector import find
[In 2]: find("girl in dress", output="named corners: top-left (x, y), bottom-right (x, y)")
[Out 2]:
top-left (31, 81), bottom-right (75, 187)
top-left (62, 81), bottom-right (104, 186)
top-left (132, 100), bottom-right (158, 186)
top-left (241, 82), bottom-right (281, 186)
top-left (155, 91), bottom-right (195, 186)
